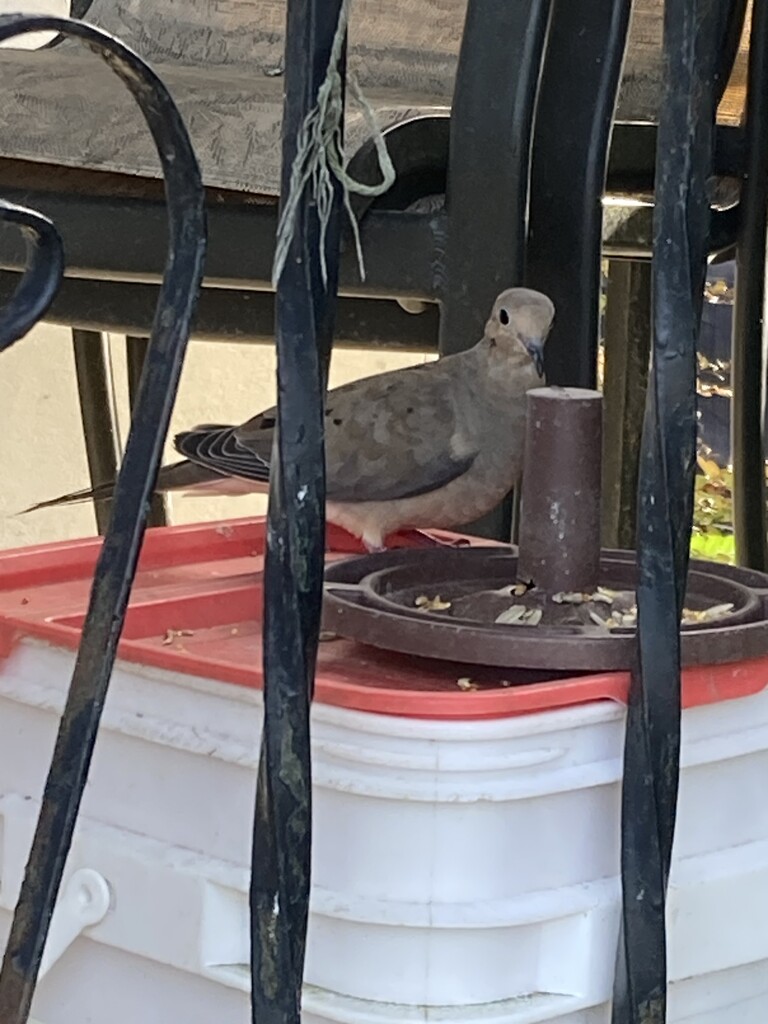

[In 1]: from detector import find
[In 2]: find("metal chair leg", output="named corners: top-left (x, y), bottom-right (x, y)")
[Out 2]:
top-left (601, 260), bottom-right (652, 550)
top-left (126, 335), bottom-right (168, 527)
top-left (527, 0), bottom-right (632, 390)
top-left (71, 328), bottom-right (119, 535)
top-left (439, 0), bottom-right (552, 540)
top-left (732, 0), bottom-right (768, 569)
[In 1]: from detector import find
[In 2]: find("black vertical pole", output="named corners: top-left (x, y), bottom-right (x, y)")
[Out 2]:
top-left (127, 335), bottom-right (168, 527)
top-left (72, 328), bottom-right (119, 534)
top-left (527, 0), bottom-right (632, 390)
top-left (612, 2), bottom-right (732, 1021)
top-left (601, 261), bottom-right (652, 551)
top-left (732, 0), bottom-right (768, 570)
top-left (439, 0), bottom-right (552, 540)
top-left (249, 1), bottom-right (344, 1021)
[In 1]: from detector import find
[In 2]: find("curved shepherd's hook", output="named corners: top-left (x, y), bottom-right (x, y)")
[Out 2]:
top-left (0, 16), bottom-right (206, 1024)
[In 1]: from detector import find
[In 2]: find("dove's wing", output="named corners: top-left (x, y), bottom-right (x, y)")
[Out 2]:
top-left (173, 360), bottom-right (478, 504)
top-left (313, 362), bottom-right (477, 502)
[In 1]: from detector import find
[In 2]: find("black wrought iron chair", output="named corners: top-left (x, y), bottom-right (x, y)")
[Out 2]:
top-left (0, 0), bottom-right (756, 542)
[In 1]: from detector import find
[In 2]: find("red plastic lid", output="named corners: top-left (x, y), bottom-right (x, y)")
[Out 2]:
top-left (0, 517), bottom-right (765, 720)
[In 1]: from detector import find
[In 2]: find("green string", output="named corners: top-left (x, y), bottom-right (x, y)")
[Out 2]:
top-left (272, 0), bottom-right (396, 288)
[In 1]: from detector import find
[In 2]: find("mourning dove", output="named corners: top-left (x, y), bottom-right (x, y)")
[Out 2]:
top-left (28, 287), bottom-right (554, 550)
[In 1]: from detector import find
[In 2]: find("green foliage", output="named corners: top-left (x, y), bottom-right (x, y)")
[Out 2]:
top-left (691, 457), bottom-right (736, 564)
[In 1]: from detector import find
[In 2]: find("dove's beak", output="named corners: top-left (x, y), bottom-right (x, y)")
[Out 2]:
top-left (523, 337), bottom-right (546, 378)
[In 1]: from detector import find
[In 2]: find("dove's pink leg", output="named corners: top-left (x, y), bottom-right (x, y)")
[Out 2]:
top-left (325, 523), bottom-right (471, 554)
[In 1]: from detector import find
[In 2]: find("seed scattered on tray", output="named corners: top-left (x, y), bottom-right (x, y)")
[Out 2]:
top-left (552, 591), bottom-right (587, 605)
top-left (494, 605), bottom-right (542, 626)
top-left (598, 601), bottom-right (735, 631)
top-left (415, 594), bottom-right (452, 612)
top-left (456, 677), bottom-right (478, 692)
top-left (162, 628), bottom-right (194, 645)
top-left (709, 602), bottom-right (735, 618)
top-left (604, 608), bottom-right (637, 629)
top-left (494, 580), bottom-right (534, 597)
top-left (319, 630), bottom-right (339, 642)
top-left (681, 602), bottom-right (734, 625)
top-left (588, 610), bottom-right (608, 628)
top-left (494, 604), bottom-right (526, 625)
top-left (553, 590), bottom-right (617, 606)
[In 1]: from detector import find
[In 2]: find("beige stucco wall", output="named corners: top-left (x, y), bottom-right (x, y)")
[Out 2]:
top-left (0, 322), bottom-right (429, 550)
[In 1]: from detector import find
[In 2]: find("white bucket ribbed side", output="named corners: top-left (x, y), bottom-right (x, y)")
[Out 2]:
top-left (1, 640), bottom-right (768, 1022)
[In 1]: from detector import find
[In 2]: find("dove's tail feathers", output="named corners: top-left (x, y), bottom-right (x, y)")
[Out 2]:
top-left (175, 425), bottom-right (272, 484)
top-left (23, 480), bottom-right (118, 513)
top-left (21, 460), bottom-right (232, 515)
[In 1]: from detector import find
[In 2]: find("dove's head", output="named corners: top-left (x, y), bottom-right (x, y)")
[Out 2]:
top-left (486, 288), bottom-right (555, 378)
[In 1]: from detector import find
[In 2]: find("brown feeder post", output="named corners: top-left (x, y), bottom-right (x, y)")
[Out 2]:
top-left (517, 386), bottom-right (603, 594)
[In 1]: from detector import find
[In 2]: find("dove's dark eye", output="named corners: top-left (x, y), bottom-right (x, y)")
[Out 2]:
top-left (499, 308), bottom-right (510, 326)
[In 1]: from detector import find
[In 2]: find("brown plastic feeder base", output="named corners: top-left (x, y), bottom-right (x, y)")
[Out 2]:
top-left (323, 546), bottom-right (768, 672)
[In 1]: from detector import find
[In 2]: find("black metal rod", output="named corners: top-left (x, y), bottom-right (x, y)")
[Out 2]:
top-left (527, 0), bottom-right (632, 389)
top-left (439, 0), bottom-right (552, 541)
top-left (732, 0), bottom-right (768, 569)
top-left (601, 260), bottom-right (652, 550)
top-left (0, 16), bottom-right (205, 1024)
top-left (126, 335), bottom-right (168, 527)
top-left (71, 329), bottom-right (119, 534)
top-left (0, 187), bottom-right (742, 283)
top-left (0, 272), bottom-right (440, 350)
top-left (612, 2), bottom-right (727, 1021)
top-left (602, 201), bottom-right (740, 262)
top-left (607, 122), bottom-right (746, 194)
top-left (249, 0), bottom-right (344, 1020)
top-left (0, 199), bottom-right (63, 349)
top-left (0, 188), bottom-right (438, 301)
top-left (440, 0), bottom-right (551, 349)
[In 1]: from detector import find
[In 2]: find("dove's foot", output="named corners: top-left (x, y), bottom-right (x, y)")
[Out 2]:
top-left (385, 529), bottom-right (472, 550)
top-left (328, 525), bottom-right (471, 554)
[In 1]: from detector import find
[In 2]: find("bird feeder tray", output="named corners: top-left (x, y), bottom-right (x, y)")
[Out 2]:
top-left (322, 546), bottom-right (768, 672)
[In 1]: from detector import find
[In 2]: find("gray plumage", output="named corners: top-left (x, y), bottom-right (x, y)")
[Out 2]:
top-left (28, 287), bottom-right (554, 550)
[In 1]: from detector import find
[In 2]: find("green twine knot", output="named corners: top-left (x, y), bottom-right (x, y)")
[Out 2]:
top-left (271, 0), bottom-right (396, 289)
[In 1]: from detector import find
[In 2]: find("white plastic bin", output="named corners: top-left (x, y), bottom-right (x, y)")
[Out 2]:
top-left (0, 518), bottom-right (766, 1023)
